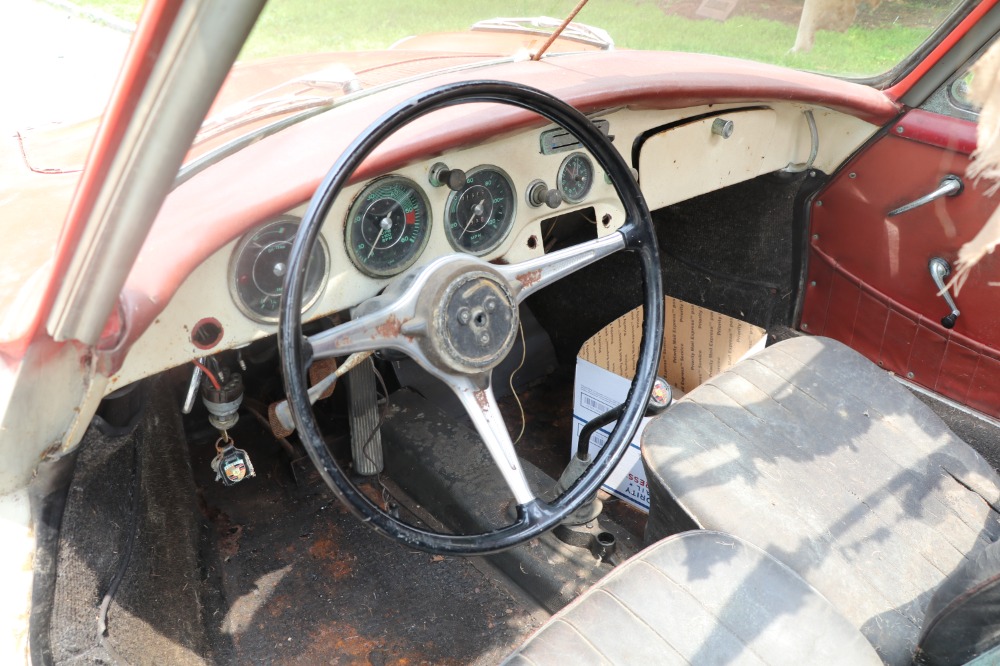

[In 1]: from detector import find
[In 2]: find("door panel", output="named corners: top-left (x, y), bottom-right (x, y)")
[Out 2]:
top-left (800, 109), bottom-right (1000, 416)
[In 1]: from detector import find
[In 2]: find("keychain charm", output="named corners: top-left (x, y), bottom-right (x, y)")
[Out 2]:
top-left (211, 436), bottom-right (256, 486)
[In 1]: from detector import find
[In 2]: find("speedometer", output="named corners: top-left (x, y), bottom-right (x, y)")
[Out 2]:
top-left (230, 217), bottom-right (329, 323)
top-left (346, 176), bottom-right (431, 278)
top-left (444, 166), bottom-right (516, 255)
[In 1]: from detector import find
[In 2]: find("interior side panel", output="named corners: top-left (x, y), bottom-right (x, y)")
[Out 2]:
top-left (800, 109), bottom-right (1000, 416)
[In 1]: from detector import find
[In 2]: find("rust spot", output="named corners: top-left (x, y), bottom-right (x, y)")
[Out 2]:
top-left (375, 314), bottom-right (404, 338)
top-left (308, 537), bottom-right (335, 559)
top-left (516, 269), bottom-right (542, 288)
top-left (473, 390), bottom-right (490, 411)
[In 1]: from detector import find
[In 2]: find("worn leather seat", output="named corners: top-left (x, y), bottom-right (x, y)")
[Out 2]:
top-left (503, 530), bottom-right (881, 665)
top-left (640, 335), bottom-right (1000, 664)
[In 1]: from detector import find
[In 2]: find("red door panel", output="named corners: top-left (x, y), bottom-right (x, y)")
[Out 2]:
top-left (800, 109), bottom-right (1000, 417)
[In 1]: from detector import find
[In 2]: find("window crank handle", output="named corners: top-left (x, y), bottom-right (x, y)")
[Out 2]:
top-left (929, 257), bottom-right (960, 329)
top-left (888, 175), bottom-right (963, 217)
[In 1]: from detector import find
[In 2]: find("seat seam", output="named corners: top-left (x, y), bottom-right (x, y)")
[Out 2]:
top-left (589, 587), bottom-right (691, 665)
top-left (634, 560), bottom-right (770, 665)
top-left (551, 617), bottom-right (614, 664)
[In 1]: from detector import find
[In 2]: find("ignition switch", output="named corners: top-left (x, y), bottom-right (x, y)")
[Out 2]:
top-left (202, 371), bottom-right (244, 431)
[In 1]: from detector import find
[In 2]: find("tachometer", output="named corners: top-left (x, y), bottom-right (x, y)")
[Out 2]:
top-left (230, 216), bottom-right (329, 323)
top-left (346, 176), bottom-right (431, 277)
top-left (444, 166), bottom-right (516, 255)
top-left (557, 152), bottom-right (594, 204)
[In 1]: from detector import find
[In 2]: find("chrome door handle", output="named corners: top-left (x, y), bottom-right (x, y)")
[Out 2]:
top-left (888, 175), bottom-right (963, 217)
top-left (929, 257), bottom-right (960, 329)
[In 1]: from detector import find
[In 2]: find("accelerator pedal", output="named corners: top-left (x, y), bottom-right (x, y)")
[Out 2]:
top-left (346, 355), bottom-right (384, 475)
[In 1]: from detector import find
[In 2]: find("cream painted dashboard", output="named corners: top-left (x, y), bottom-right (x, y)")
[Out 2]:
top-left (110, 101), bottom-right (877, 391)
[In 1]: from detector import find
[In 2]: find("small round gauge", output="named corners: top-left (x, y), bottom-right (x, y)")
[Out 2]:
top-left (557, 152), bottom-right (595, 204)
top-left (444, 166), bottom-right (516, 255)
top-left (230, 216), bottom-right (330, 323)
top-left (346, 176), bottom-right (431, 277)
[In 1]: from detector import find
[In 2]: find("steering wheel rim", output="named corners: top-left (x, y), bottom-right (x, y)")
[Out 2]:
top-left (279, 80), bottom-right (663, 555)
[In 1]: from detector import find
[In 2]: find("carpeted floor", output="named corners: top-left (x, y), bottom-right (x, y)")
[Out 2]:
top-left (46, 376), bottom-right (544, 665)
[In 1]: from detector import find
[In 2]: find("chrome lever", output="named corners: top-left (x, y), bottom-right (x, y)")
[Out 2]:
top-left (929, 257), bottom-right (960, 329)
top-left (888, 175), bottom-right (963, 217)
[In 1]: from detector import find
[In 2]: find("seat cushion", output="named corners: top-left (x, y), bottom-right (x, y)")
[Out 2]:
top-left (641, 335), bottom-right (1000, 665)
top-left (503, 530), bottom-right (881, 665)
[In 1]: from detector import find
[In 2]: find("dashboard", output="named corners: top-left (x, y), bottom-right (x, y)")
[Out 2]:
top-left (228, 148), bottom-right (603, 324)
top-left (109, 101), bottom-right (879, 391)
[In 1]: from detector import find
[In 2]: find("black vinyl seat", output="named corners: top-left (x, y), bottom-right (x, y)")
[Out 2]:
top-left (640, 336), bottom-right (1000, 664)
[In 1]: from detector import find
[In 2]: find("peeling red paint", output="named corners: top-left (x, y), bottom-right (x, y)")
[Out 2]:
top-left (515, 269), bottom-right (542, 288)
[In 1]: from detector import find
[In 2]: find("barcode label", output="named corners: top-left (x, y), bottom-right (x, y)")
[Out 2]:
top-left (587, 430), bottom-right (608, 448)
top-left (580, 387), bottom-right (615, 414)
top-left (574, 420), bottom-right (609, 453)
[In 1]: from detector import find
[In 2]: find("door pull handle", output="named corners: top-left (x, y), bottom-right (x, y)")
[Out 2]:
top-left (888, 175), bottom-right (963, 217)
top-left (929, 257), bottom-right (960, 329)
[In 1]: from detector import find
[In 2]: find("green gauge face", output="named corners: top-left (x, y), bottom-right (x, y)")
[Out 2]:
top-left (445, 166), bottom-right (516, 255)
top-left (557, 152), bottom-right (594, 204)
top-left (346, 176), bottom-right (431, 277)
top-left (230, 217), bottom-right (329, 323)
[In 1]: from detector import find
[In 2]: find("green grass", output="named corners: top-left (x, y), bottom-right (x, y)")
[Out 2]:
top-left (81, 0), bottom-right (934, 79)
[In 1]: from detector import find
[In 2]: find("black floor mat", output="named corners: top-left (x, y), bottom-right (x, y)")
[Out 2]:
top-left (47, 377), bottom-right (544, 665)
top-left (191, 415), bottom-right (545, 665)
top-left (49, 381), bottom-right (208, 665)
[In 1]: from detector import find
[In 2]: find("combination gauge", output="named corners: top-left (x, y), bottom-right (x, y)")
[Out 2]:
top-left (557, 152), bottom-right (595, 204)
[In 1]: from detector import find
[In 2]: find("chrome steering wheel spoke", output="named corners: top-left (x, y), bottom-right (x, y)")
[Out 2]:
top-left (307, 303), bottom-right (422, 360)
top-left (444, 374), bottom-right (536, 505)
top-left (497, 232), bottom-right (626, 303)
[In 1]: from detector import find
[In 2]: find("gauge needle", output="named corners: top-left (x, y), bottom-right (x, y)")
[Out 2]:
top-left (366, 212), bottom-right (395, 261)
top-left (458, 199), bottom-right (485, 240)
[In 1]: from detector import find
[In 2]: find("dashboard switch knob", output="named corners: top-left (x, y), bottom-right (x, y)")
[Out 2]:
top-left (527, 179), bottom-right (562, 209)
top-left (428, 162), bottom-right (467, 191)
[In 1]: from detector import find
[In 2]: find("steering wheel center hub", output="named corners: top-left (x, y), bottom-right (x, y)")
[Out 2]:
top-left (435, 271), bottom-right (518, 372)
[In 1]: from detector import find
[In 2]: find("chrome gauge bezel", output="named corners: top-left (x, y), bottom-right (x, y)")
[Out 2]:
top-left (443, 165), bottom-right (517, 256)
top-left (228, 216), bottom-right (330, 324)
top-left (556, 151), bottom-right (595, 204)
top-left (345, 175), bottom-right (433, 278)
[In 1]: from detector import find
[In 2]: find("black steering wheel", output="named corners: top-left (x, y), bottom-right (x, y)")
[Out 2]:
top-left (279, 80), bottom-right (663, 555)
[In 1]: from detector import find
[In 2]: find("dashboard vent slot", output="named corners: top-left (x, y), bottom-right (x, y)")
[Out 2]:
top-left (540, 119), bottom-right (611, 155)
